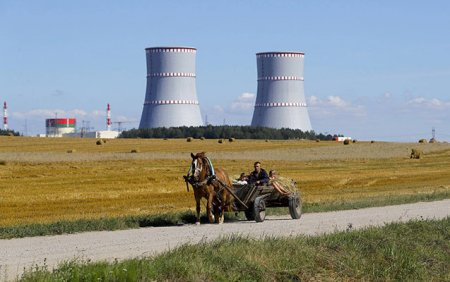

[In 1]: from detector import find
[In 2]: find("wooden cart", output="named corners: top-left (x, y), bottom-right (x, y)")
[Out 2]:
top-left (221, 181), bottom-right (302, 222)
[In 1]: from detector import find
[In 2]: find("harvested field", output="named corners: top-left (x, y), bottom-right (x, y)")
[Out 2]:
top-left (0, 136), bottom-right (449, 227)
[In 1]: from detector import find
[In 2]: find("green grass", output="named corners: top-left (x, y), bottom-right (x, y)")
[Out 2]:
top-left (19, 217), bottom-right (450, 281)
top-left (1, 191), bottom-right (449, 239)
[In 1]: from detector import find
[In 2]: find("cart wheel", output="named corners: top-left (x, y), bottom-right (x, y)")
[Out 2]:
top-left (289, 193), bottom-right (302, 219)
top-left (244, 209), bottom-right (255, 221)
top-left (254, 196), bottom-right (266, 222)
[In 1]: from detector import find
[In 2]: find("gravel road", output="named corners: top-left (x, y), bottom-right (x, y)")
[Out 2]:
top-left (1, 199), bottom-right (449, 280)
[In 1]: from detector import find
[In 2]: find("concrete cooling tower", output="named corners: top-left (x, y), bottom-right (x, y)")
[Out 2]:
top-left (139, 47), bottom-right (203, 128)
top-left (251, 51), bottom-right (312, 131)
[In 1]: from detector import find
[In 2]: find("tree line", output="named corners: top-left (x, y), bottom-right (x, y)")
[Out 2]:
top-left (120, 125), bottom-right (334, 140)
top-left (0, 129), bottom-right (20, 136)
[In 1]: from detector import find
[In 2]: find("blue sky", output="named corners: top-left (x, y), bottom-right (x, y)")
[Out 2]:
top-left (1, 1), bottom-right (449, 141)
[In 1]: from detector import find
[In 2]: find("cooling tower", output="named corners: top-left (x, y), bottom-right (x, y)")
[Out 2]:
top-left (139, 47), bottom-right (203, 128)
top-left (251, 52), bottom-right (312, 131)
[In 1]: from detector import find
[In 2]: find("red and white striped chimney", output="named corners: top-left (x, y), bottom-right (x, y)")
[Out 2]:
top-left (3, 101), bottom-right (8, 130)
top-left (106, 103), bottom-right (111, 131)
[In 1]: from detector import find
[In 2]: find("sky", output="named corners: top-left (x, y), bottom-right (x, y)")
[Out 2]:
top-left (1, 1), bottom-right (449, 141)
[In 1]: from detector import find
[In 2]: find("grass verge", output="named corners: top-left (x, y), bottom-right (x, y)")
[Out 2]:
top-left (1, 191), bottom-right (448, 239)
top-left (20, 217), bottom-right (450, 281)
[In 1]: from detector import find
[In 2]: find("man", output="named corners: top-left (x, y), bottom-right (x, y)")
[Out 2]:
top-left (248, 161), bottom-right (269, 186)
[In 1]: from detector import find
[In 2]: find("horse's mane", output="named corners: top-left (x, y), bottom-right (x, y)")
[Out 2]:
top-left (195, 152), bottom-right (206, 159)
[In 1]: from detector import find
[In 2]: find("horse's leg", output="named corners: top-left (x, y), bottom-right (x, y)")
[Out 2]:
top-left (207, 193), bottom-right (215, 223)
top-left (195, 195), bottom-right (201, 225)
top-left (218, 191), bottom-right (226, 224)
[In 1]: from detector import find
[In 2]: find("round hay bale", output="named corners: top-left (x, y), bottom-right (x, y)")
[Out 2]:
top-left (0, 160), bottom-right (7, 165)
top-left (96, 140), bottom-right (102, 145)
top-left (343, 139), bottom-right (350, 145)
top-left (418, 139), bottom-right (427, 143)
top-left (200, 137), bottom-right (205, 140)
top-left (186, 137), bottom-right (193, 142)
top-left (352, 139), bottom-right (357, 143)
top-left (130, 149), bottom-right (139, 153)
top-left (218, 139), bottom-right (223, 144)
top-left (371, 140), bottom-right (375, 143)
top-left (102, 139), bottom-right (107, 143)
top-left (315, 139), bottom-right (320, 142)
top-left (67, 149), bottom-right (76, 153)
top-left (410, 148), bottom-right (423, 159)
top-left (228, 138), bottom-right (235, 142)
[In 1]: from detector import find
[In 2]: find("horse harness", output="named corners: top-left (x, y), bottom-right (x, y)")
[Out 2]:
top-left (184, 157), bottom-right (226, 197)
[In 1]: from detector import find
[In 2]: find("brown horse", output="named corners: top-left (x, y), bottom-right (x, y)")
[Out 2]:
top-left (184, 152), bottom-right (232, 224)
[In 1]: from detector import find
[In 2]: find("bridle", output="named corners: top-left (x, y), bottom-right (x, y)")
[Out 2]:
top-left (184, 156), bottom-right (216, 192)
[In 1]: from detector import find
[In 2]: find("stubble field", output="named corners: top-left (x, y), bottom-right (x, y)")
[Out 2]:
top-left (0, 136), bottom-right (449, 228)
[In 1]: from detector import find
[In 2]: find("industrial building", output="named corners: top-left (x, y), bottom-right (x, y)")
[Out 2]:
top-left (45, 118), bottom-right (76, 137)
top-left (139, 47), bottom-right (203, 128)
top-left (251, 51), bottom-right (312, 131)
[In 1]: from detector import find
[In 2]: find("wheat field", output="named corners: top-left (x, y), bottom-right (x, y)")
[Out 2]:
top-left (1, 136), bottom-right (449, 227)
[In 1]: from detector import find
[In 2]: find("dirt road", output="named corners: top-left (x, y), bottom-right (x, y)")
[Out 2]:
top-left (1, 199), bottom-right (449, 280)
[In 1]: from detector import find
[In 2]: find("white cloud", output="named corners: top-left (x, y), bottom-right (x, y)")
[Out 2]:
top-left (407, 97), bottom-right (450, 109)
top-left (230, 92), bottom-right (256, 112)
top-left (326, 96), bottom-right (349, 108)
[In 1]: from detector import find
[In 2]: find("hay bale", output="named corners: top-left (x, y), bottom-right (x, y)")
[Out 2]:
top-left (130, 149), bottom-right (139, 153)
top-left (200, 137), bottom-right (205, 140)
top-left (102, 139), bottom-right (107, 143)
top-left (352, 139), bottom-right (357, 143)
top-left (67, 149), bottom-right (76, 153)
top-left (316, 139), bottom-right (320, 142)
top-left (265, 139), bottom-right (269, 142)
top-left (186, 137), bottom-right (193, 142)
top-left (343, 139), bottom-right (350, 145)
top-left (0, 160), bottom-right (6, 165)
top-left (371, 140), bottom-right (375, 144)
top-left (218, 139), bottom-right (223, 144)
top-left (96, 140), bottom-right (102, 145)
top-left (410, 148), bottom-right (423, 159)
top-left (429, 138), bottom-right (437, 143)
top-left (418, 139), bottom-right (427, 143)
top-left (228, 138), bottom-right (235, 142)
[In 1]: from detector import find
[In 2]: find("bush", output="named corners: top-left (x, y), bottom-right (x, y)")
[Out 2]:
top-left (218, 139), bottom-right (223, 144)
top-left (186, 137), bottom-right (193, 142)
top-left (343, 139), bottom-right (350, 145)
top-left (96, 140), bottom-right (102, 145)
top-left (410, 148), bottom-right (423, 159)
top-left (228, 138), bottom-right (235, 142)
top-left (418, 139), bottom-right (427, 143)
top-left (67, 149), bottom-right (76, 153)
top-left (130, 149), bottom-right (139, 153)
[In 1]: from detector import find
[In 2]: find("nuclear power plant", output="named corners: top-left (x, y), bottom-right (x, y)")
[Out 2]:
top-left (251, 51), bottom-right (312, 131)
top-left (139, 47), bottom-right (203, 129)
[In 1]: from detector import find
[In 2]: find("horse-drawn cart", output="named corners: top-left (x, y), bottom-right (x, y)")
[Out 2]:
top-left (223, 181), bottom-right (302, 223)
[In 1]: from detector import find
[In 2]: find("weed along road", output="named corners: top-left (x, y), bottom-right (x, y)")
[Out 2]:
top-left (1, 200), bottom-right (450, 280)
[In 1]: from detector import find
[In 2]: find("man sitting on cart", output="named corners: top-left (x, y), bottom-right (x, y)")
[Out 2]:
top-left (248, 161), bottom-right (270, 186)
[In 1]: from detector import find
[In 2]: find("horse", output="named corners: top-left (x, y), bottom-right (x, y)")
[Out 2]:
top-left (184, 152), bottom-right (232, 224)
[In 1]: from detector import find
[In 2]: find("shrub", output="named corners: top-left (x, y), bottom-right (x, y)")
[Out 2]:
top-left (218, 139), bottom-right (223, 144)
top-left (186, 137), bottom-right (193, 142)
top-left (67, 149), bottom-right (76, 153)
top-left (228, 138), bottom-right (235, 142)
top-left (343, 139), bottom-right (350, 145)
top-left (418, 139), bottom-right (427, 143)
top-left (96, 140), bottom-right (102, 145)
top-left (130, 149), bottom-right (139, 153)
top-left (410, 148), bottom-right (423, 159)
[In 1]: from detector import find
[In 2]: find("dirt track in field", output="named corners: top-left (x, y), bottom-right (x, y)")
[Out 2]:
top-left (1, 199), bottom-right (449, 281)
